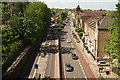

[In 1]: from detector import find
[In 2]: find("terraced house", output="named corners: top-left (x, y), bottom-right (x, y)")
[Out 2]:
top-left (72, 5), bottom-right (114, 62)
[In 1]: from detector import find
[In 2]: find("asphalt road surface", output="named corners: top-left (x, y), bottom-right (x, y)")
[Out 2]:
top-left (44, 27), bottom-right (58, 79)
top-left (60, 23), bottom-right (86, 79)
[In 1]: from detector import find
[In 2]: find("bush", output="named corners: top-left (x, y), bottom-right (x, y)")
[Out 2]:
top-left (81, 37), bottom-right (85, 42)
top-left (113, 67), bottom-right (120, 76)
top-left (78, 32), bottom-right (83, 37)
top-left (75, 27), bottom-right (82, 32)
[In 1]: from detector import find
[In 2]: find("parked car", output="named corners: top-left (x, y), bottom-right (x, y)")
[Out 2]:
top-left (76, 39), bottom-right (80, 43)
top-left (72, 31), bottom-right (75, 35)
top-left (97, 61), bottom-right (110, 66)
top-left (73, 36), bottom-right (78, 39)
top-left (41, 53), bottom-right (46, 57)
top-left (71, 53), bottom-right (78, 60)
top-left (65, 62), bottom-right (73, 72)
top-left (66, 39), bottom-right (71, 43)
top-left (72, 34), bottom-right (76, 37)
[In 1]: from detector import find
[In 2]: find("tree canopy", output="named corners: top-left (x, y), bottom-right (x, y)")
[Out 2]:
top-left (2, 2), bottom-right (51, 64)
top-left (105, 3), bottom-right (120, 62)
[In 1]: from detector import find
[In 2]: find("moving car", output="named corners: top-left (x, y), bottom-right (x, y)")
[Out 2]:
top-left (71, 53), bottom-right (78, 60)
top-left (97, 61), bottom-right (110, 66)
top-left (76, 39), bottom-right (80, 43)
top-left (65, 62), bottom-right (73, 72)
top-left (66, 39), bottom-right (71, 43)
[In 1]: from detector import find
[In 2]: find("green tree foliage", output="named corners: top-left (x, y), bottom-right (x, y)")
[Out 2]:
top-left (105, 3), bottom-right (120, 75)
top-left (58, 11), bottom-right (67, 24)
top-left (75, 27), bottom-right (82, 32)
top-left (105, 3), bottom-right (120, 58)
top-left (2, 2), bottom-right (29, 25)
top-left (57, 10), bottom-right (68, 30)
top-left (78, 32), bottom-right (83, 37)
top-left (24, 2), bottom-right (51, 41)
top-left (2, 2), bottom-right (51, 64)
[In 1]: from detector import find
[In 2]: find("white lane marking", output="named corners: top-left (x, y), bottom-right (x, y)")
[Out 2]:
top-left (32, 69), bottom-right (36, 78)
top-left (82, 69), bottom-right (84, 72)
top-left (85, 76), bottom-right (88, 80)
top-left (74, 76), bottom-right (75, 79)
top-left (32, 55), bottom-right (41, 78)
top-left (72, 31), bottom-right (98, 78)
top-left (66, 28), bottom-right (88, 79)
top-left (43, 71), bottom-right (45, 78)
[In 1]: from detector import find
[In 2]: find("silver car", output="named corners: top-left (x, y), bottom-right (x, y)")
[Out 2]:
top-left (65, 62), bottom-right (73, 72)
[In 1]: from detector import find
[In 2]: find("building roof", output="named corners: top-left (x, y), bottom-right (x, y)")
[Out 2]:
top-left (82, 11), bottom-right (107, 18)
top-left (80, 11), bottom-right (107, 23)
top-left (98, 15), bottom-right (114, 30)
top-left (85, 15), bottom-right (114, 30)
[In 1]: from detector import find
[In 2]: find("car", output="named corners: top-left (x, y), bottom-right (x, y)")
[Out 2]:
top-left (72, 31), bottom-right (75, 35)
top-left (66, 39), bottom-right (71, 43)
top-left (72, 34), bottom-right (76, 37)
top-left (97, 61), bottom-right (110, 66)
top-left (65, 62), bottom-right (73, 72)
top-left (76, 39), bottom-right (80, 43)
top-left (41, 53), bottom-right (46, 57)
top-left (73, 36), bottom-right (78, 39)
top-left (71, 53), bottom-right (78, 60)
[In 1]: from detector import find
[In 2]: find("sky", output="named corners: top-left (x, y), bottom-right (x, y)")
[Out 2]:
top-left (38, 0), bottom-right (118, 11)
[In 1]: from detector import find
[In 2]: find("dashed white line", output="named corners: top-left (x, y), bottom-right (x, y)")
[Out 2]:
top-left (32, 69), bottom-right (36, 78)
top-left (82, 69), bottom-right (84, 72)
top-left (66, 31), bottom-right (88, 79)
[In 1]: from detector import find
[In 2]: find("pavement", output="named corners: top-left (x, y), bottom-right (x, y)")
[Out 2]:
top-left (71, 26), bottom-right (120, 80)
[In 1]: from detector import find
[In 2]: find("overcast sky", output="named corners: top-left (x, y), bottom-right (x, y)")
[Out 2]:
top-left (39, 0), bottom-right (118, 2)
top-left (38, 0), bottom-right (118, 10)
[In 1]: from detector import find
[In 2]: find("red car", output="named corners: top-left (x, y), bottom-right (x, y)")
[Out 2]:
top-left (73, 36), bottom-right (78, 39)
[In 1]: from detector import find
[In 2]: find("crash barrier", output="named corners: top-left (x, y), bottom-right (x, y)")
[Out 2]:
top-left (2, 42), bottom-right (30, 75)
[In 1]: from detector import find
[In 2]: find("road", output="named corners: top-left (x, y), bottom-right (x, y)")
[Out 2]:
top-left (60, 23), bottom-right (86, 79)
top-left (65, 17), bottom-right (96, 79)
top-left (28, 27), bottom-right (58, 79)
top-left (44, 28), bottom-right (57, 78)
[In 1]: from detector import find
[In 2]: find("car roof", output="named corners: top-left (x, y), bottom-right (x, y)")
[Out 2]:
top-left (65, 62), bottom-right (71, 65)
top-left (72, 53), bottom-right (76, 55)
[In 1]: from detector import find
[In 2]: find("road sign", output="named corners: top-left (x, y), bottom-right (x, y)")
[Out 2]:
top-left (34, 64), bottom-right (38, 69)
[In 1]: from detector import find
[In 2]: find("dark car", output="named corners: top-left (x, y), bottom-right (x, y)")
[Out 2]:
top-left (72, 34), bottom-right (76, 36)
top-left (71, 53), bottom-right (78, 60)
top-left (65, 62), bottom-right (73, 72)
top-left (72, 32), bottom-right (75, 35)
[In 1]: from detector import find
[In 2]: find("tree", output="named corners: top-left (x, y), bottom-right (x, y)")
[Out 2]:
top-left (58, 11), bottom-right (67, 24)
top-left (24, 2), bottom-right (51, 41)
top-left (105, 2), bottom-right (120, 61)
top-left (2, 2), bottom-right (51, 64)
